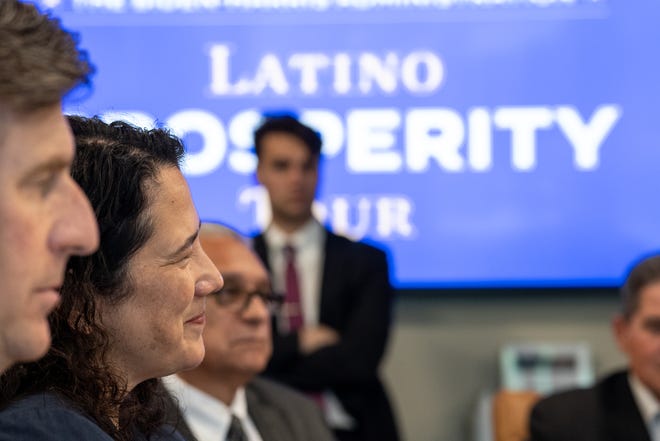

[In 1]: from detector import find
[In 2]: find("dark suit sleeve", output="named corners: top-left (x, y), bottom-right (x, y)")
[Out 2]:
top-left (267, 243), bottom-right (394, 389)
top-left (529, 400), bottom-right (555, 441)
top-left (527, 386), bottom-right (603, 441)
top-left (267, 329), bottom-right (300, 372)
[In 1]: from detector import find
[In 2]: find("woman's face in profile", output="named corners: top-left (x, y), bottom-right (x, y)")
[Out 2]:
top-left (99, 166), bottom-right (223, 390)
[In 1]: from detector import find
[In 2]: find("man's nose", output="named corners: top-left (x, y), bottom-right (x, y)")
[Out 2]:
top-left (50, 177), bottom-right (99, 257)
top-left (241, 293), bottom-right (270, 322)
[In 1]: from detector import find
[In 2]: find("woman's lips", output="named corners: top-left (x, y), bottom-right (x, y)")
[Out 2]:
top-left (185, 312), bottom-right (206, 325)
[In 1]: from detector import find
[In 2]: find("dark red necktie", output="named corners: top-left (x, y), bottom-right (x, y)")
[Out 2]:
top-left (284, 245), bottom-right (304, 332)
top-left (284, 244), bottom-right (325, 410)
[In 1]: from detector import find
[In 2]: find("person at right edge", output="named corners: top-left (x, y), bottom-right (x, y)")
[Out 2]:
top-left (252, 115), bottom-right (400, 441)
top-left (530, 254), bottom-right (660, 441)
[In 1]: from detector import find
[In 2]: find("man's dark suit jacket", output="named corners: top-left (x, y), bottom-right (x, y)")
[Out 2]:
top-left (530, 370), bottom-right (651, 441)
top-left (253, 229), bottom-right (399, 441)
top-left (169, 377), bottom-right (336, 441)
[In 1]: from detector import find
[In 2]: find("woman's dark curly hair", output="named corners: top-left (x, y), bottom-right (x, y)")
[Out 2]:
top-left (0, 116), bottom-right (185, 441)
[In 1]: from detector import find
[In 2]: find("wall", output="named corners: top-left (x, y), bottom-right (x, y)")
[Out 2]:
top-left (381, 290), bottom-right (626, 441)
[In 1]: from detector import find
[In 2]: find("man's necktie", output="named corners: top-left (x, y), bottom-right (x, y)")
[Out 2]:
top-left (225, 414), bottom-right (248, 441)
top-left (283, 245), bottom-right (326, 410)
top-left (283, 244), bottom-right (304, 332)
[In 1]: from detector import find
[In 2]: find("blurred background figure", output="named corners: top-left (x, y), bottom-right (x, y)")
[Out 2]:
top-left (166, 222), bottom-right (336, 441)
top-left (0, 0), bottom-right (98, 374)
top-left (0, 116), bottom-right (222, 440)
top-left (252, 115), bottom-right (399, 441)
top-left (530, 254), bottom-right (660, 441)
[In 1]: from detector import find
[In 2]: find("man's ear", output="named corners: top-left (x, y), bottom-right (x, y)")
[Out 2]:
top-left (612, 314), bottom-right (629, 355)
top-left (255, 163), bottom-right (264, 185)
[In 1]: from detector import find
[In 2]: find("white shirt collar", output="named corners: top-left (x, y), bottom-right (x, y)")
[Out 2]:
top-left (163, 375), bottom-right (250, 441)
top-left (629, 372), bottom-right (660, 428)
top-left (264, 218), bottom-right (324, 251)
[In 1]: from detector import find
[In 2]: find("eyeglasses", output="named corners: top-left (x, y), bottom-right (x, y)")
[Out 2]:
top-left (211, 285), bottom-right (284, 314)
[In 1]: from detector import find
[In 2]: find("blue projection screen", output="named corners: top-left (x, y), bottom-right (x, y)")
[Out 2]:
top-left (41, 0), bottom-right (660, 288)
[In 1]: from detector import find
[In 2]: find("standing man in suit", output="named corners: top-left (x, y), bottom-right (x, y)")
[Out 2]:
top-left (165, 223), bottom-right (336, 441)
top-left (530, 254), bottom-right (660, 441)
top-left (252, 115), bottom-right (400, 441)
top-left (0, 0), bottom-right (99, 374)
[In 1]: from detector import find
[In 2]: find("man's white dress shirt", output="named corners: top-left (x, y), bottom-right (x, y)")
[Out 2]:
top-left (163, 375), bottom-right (264, 441)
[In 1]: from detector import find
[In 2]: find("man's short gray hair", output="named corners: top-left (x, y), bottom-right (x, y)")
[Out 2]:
top-left (199, 222), bottom-right (249, 246)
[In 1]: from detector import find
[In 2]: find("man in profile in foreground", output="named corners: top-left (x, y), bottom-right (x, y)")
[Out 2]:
top-left (0, 0), bottom-right (99, 374)
top-left (166, 223), bottom-right (336, 441)
top-left (530, 254), bottom-right (660, 441)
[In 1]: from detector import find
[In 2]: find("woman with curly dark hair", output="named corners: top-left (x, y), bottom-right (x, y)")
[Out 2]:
top-left (0, 116), bottom-right (224, 440)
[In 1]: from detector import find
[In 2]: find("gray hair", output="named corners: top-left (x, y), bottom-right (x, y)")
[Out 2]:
top-left (200, 222), bottom-right (249, 246)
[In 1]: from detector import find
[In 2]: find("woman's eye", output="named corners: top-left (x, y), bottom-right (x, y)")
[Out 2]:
top-left (177, 251), bottom-right (194, 264)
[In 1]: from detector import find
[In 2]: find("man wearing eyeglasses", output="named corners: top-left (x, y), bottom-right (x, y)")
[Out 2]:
top-left (164, 223), bottom-right (336, 441)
